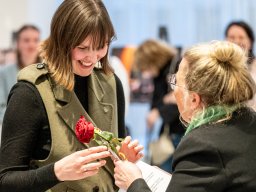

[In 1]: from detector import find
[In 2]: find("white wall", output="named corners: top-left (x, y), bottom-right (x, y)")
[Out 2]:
top-left (0, 0), bottom-right (28, 48)
top-left (1, 0), bottom-right (256, 50)
top-left (104, 0), bottom-right (256, 50)
top-left (0, 0), bottom-right (61, 49)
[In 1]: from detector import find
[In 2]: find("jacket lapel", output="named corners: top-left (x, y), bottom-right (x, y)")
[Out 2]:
top-left (53, 84), bottom-right (95, 132)
top-left (50, 71), bottom-right (115, 134)
top-left (88, 71), bottom-right (116, 134)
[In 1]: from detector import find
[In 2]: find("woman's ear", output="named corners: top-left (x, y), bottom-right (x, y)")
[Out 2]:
top-left (190, 92), bottom-right (201, 110)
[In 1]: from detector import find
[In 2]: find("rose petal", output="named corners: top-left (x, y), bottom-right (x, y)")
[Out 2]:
top-left (75, 116), bottom-right (95, 143)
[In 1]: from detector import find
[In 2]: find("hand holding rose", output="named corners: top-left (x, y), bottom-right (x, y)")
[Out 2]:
top-left (54, 146), bottom-right (110, 181)
top-left (75, 116), bottom-right (144, 162)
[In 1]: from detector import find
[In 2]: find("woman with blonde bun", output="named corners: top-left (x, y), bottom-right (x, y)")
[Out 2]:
top-left (114, 41), bottom-right (256, 192)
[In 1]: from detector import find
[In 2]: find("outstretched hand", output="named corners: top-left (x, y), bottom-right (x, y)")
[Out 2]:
top-left (118, 136), bottom-right (144, 162)
top-left (54, 146), bottom-right (110, 181)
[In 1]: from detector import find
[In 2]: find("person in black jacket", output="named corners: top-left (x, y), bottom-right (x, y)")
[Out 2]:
top-left (114, 40), bottom-right (256, 192)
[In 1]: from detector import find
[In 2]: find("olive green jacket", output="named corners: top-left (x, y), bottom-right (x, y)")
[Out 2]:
top-left (18, 63), bottom-right (119, 192)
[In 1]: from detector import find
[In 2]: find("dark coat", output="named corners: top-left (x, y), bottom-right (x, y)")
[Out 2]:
top-left (128, 107), bottom-right (256, 192)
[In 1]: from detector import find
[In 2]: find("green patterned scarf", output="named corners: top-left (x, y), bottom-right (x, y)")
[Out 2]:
top-left (185, 105), bottom-right (238, 136)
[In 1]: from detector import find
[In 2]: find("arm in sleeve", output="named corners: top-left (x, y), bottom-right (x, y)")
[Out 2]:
top-left (150, 77), bottom-right (167, 110)
top-left (0, 82), bottom-right (59, 191)
top-left (128, 178), bottom-right (152, 192)
top-left (115, 74), bottom-right (127, 138)
top-left (167, 133), bottom-right (227, 192)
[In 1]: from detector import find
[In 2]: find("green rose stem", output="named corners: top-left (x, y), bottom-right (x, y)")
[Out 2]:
top-left (93, 128), bottom-right (125, 160)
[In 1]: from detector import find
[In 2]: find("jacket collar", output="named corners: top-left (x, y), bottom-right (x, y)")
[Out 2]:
top-left (52, 71), bottom-right (104, 104)
top-left (52, 70), bottom-right (106, 131)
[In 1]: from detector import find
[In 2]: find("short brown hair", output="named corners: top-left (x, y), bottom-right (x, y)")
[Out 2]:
top-left (40, 0), bottom-right (116, 90)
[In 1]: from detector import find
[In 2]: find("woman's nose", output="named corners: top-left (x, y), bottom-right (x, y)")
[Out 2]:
top-left (89, 50), bottom-right (100, 63)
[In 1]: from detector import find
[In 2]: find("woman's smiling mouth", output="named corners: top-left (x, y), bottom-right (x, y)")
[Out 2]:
top-left (79, 60), bottom-right (93, 67)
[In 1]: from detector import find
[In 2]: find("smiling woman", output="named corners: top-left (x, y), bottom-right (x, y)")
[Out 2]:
top-left (0, 0), bottom-right (144, 191)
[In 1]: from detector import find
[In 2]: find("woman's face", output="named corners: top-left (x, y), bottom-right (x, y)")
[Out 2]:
top-left (17, 28), bottom-right (40, 66)
top-left (173, 58), bottom-right (194, 123)
top-left (226, 25), bottom-right (252, 52)
top-left (71, 36), bottom-right (108, 76)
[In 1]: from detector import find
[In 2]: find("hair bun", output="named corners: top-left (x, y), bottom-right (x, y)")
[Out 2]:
top-left (210, 41), bottom-right (247, 68)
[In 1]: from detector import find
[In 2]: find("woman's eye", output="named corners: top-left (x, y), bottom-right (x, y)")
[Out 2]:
top-left (78, 46), bottom-right (89, 50)
top-left (97, 43), bottom-right (108, 50)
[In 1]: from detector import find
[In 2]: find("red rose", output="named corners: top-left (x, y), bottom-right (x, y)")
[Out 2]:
top-left (75, 116), bottom-right (95, 143)
top-left (74, 115), bottom-right (126, 160)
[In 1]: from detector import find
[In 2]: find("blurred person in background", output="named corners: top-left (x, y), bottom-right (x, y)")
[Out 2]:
top-left (0, 24), bottom-right (41, 130)
top-left (225, 21), bottom-right (256, 110)
top-left (114, 40), bottom-right (256, 192)
top-left (109, 56), bottom-right (130, 116)
top-left (225, 21), bottom-right (256, 68)
top-left (133, 39), bottom-right (184, 172)
top-left (16, 25), bottom-right (41, 68)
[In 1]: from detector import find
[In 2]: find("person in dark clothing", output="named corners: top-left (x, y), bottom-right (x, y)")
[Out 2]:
top-left (0, 0), bottom-right (143, 191)
top-left (133, 39), bottom-right (184, 171)
top-left (114, 41), bottom-right (256, 192)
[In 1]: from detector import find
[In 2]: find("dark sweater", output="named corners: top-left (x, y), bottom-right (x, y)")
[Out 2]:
top-left (0, 74), bottom-right (125, 191)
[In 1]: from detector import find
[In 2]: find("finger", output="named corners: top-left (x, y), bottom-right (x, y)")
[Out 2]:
top-left (114, 159), bottom-right (121, 167)
top-left (80, 160), bottom-right (106, 172)
top-left (114, 160), bottom-right (124, 170)
top-left (134, 145), bottom-right (144, 153)
top-left (122, 136), bottom-right (132, 145)
top-left (110, 154), bottom-right (117, 162)
top-left (136, 153), bottom-right (144, 160)
top-left (116, 145), bottom-right (121, 151)
top-left (114, 173), bottom-right (123, 181)
top-left (127, 139), bottom-right (139, 148)
top-left (78, 146), bottom-right (108, 156)
top-left (82, 169), bottom-right (99, 178)
top-left (114, 180), bottom-right (125, 189)
top-left (80, 150), bottom-right (110, 164)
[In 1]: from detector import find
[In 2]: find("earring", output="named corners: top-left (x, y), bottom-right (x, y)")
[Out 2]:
top-left (179, 115), bottom-right (189, 128)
